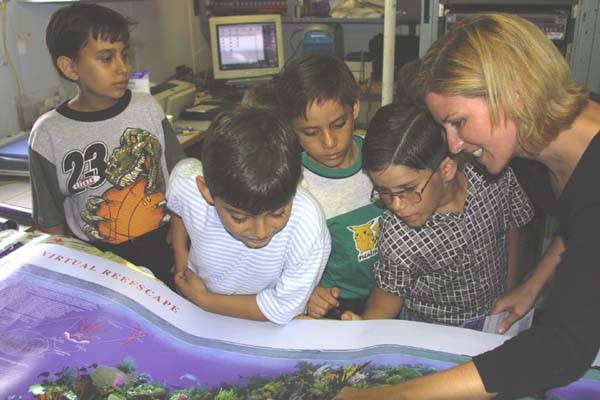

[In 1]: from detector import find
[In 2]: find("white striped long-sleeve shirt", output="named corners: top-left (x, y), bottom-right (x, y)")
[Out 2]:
top-left (166, 158), bottom-right (331, 324)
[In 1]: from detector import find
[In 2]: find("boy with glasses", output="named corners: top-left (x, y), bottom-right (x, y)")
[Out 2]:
top-left (342, 104), bottom-right (533, 329)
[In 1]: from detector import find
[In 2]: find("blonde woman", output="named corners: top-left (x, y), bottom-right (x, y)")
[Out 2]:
top-left (337, 13), bottom-right (600, 400)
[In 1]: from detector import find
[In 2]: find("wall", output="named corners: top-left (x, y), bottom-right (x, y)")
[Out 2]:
top-left (160, 0), bottom-right (210, 75)
top-left (0, 0), bottom-right (208, 140)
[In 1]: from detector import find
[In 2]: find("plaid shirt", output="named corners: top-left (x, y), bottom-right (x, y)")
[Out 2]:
top-left (374, 162), bottom-right (534, 326)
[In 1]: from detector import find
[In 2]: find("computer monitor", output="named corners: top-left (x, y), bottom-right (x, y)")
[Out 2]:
top-left (209, 14), bottom-right (285, 83)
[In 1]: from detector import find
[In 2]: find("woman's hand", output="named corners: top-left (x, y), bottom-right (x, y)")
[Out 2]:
top-left (490, 281), bottom-right (537, 334)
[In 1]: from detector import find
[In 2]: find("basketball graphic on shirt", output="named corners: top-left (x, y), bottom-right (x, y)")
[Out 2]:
top-left (92, 177), bottom-right (166, 243)
top-left (81, 128), bottom-right (167, 244)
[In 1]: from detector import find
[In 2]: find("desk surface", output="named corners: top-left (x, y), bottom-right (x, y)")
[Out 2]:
top-left (0, 177), bottom-right (32, 226)
top-left (175, 119), bottom-right (210, 150)
top-left (173, 91), bottom-right (233, 150)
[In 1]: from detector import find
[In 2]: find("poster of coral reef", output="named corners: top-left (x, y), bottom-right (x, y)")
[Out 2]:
top-left (1, 243), bottom-right (599, 400)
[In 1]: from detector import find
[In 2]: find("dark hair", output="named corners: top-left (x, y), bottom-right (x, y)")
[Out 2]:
top-left (363, 103), bottom-right (447, 173)
top-left (241, 82), bottom-right (280, 109)
top-left (278, 52), bottom-right (358, 119)
top-left (201, 108), bottom-right (301, 215)
top-left (394, 58), bottom-right (421, 106)
top-left (46, 3), bottom-right (134, 81)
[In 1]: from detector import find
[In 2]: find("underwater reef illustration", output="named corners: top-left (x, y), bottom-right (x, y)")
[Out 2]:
top-left (3, 245), bottom-right (599, 400)
top-left (11, 357), bottom-right (596, 400)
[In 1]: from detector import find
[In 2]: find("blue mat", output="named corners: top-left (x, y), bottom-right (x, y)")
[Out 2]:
top-left (0, 138), bottom-right (28, 160)
top-left (0, 137), bottom-right (29, 176)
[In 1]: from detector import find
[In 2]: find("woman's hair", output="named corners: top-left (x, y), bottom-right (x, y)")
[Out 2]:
top-left (418, 13), bottom-right (588, 156)
top-left (363, 103), bottom-right (447, 173)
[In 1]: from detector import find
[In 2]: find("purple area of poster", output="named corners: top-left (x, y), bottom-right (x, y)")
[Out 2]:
top-left (0, 266), bottom-right (463, 398)
top-left (0, 257), bottom-right (599, 399)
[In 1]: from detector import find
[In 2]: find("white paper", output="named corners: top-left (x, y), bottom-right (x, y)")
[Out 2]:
top-left (483, 309), bottom-right (535, 336)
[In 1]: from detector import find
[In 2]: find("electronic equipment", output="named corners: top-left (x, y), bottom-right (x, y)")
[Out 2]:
top-left (165, 87), bottom-right (197, 121)
top-left (151, 80), bottom-right (195, 110)
top-left (179, 103), bottom-right (224, 121)
top-left (442, 2), bottom-right (574, 56)
top-left (302, 24), bottom-right (344, 58)
top-left (207, 0), bottom-right (287, 16)
top-left (209, 14), bottom-right (285, 83)
top-left (446, 11), bottom-right (570, 41)
top-left (151, 80), bottom-right (196, 120)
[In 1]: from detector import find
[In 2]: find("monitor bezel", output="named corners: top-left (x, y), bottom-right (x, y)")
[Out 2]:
top-left (209, 14), bottom-right (285, 81)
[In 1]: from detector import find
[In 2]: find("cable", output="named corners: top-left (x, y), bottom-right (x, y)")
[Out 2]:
top-left (1, 0), bottom-right (25, 131)
top-left (364, 79), bottom-right (375, 125)
top-left (288, 27), bottom-right (304, 60)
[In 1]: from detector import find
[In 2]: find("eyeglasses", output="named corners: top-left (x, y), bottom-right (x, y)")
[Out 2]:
top-left (370, 169), bottom-right (437, 206)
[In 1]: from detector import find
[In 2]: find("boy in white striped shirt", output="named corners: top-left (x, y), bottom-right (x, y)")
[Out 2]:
top-left (166, 108), bottom-right (331, 324)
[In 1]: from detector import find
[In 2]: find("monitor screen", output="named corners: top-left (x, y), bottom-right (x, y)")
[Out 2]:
top-left (209, 14), bottom-right (284, 82)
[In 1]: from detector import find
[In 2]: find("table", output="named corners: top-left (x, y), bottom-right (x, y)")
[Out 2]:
top-left (174, 119), bottom-right (211, 150)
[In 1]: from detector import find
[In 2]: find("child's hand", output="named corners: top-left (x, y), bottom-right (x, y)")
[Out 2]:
top-left (490, 282), bottom-right (537, 334)
top-left (307, 286), bottom-right (340, 318)
top-left (340, 310), bottom-right (363, 321)
top-left (174, 269), bottom-right (208, 305)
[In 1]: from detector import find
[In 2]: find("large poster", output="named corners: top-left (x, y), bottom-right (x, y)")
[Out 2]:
top-left (1, 240), bottom-right (599, 399)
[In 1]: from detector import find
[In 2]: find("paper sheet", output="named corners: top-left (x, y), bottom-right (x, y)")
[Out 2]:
top-left (1, 242), bottom-right (598, 399)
